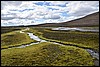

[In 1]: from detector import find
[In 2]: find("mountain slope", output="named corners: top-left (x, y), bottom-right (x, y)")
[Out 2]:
top-left (36, 12), bottom-right (99, 27)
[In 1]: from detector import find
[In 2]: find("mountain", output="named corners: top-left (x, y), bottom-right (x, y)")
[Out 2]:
top-left (35, 12), bottom-right (99, 27)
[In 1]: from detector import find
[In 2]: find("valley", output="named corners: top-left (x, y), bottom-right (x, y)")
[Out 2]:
top-left (1, 26), bottom-right (99, 66)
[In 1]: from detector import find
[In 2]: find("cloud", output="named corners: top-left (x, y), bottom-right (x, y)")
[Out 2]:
top-left (1, 1), bottom-right (99, 26)
top-left (4, 1), bottom-right (22, 6)
top-left (1, 14), bottom-right (16, 20)
top-left (66, 1), bottom-right (99, 16)
top-left (1, 16), bottom-right (15, 20)
top-left (44, 14), bottom-right (60, 19)
top-left (46, 1), bottom-right (68, 6)
top-left (1, 1), bottom-right (22, 10)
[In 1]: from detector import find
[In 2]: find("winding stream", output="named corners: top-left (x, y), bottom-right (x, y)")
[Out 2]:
top-left (17, 33), bottom-right (47, 48)
top-left (17, 30), bottom-right (100, 60)
top-left (20, 32), bottom-right (99, 66)
top-left (20, 32), bottom-right (100, 60)
top-left (2, 28), bottom-right (99, 66)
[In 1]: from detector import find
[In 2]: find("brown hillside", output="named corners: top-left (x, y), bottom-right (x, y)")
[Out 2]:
top-left (36, 12), bottom-right (99, 27)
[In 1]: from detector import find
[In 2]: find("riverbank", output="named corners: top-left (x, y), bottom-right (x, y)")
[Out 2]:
top-left (1, 42), bottom-right (94, 66)
top-left (1, 28), bottom-right (37, 49)
top-left (24, 27), bottom-right (99, 66)
top-left (1, 27), bottom-right (99, 66)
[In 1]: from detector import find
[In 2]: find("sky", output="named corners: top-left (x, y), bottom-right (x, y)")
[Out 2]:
top-left (1, 1), bottom-right (99, 26)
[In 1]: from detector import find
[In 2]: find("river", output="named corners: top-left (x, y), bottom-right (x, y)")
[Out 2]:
top-left (2, 28), bottom-right (99, 66)
top-left (18, 30), bottom-right (99, 60)
top-left (22, 32), bottom-right (99, 66)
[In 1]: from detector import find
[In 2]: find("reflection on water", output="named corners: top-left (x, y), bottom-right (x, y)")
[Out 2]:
top-left (86, 49), bottom-right (99, 60)
top-left (17, 42), bottom-right (40, 48)
top-left (27, 33), bottom-right (47, 42)
top-left (26, 32), bottom-right (99, 61)
top-left (52, 27), bottom-right (99, 32)
top-left (27, 33), bottom-right (41, 41)
top-left (17, 33), bottom-right (47, 48)
top-left (3, 28), bottom-right (99, 64)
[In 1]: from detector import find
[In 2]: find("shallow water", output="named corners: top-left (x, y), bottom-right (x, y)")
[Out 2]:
top-left (2, 28), bottom-right (99, 66)
top-left (12, 28), bottom-right (100, 61)
top-left (17, 32), bottom-right (47, 48)
top-left (86, 49), bottom-right (99, 60)
top-left (52, 27), bottom-right (99, 32)
top-left (27, 33), bottom-right (42, 41)
top-left (26, 31), bottom-right (99, 62)
top-left (17, 42), bottom-right (40, 48)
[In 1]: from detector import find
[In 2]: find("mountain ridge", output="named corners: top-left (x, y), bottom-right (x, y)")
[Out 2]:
top-left (35, 12), bottom-right (99, 27)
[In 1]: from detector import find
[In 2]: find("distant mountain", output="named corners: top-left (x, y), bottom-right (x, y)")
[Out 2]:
top-left (35, 12), bottom-right (99, 27)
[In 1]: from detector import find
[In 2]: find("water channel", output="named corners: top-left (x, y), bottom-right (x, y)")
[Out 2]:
top-left (1, 28), bottom-right (99, 66)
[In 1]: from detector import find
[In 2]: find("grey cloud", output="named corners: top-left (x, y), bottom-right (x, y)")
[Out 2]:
top-left (50, 15), bottom-right (60, 19)
top-left (44, 15), bottom-right (60, 19)
top-left (18, 14), bottom-right (34, 20)
top-left (1, 5), bottom-right (4, 10)
top-left (67, 1), bottom-right (99, 17)
top-left (1, 1), bottom-right (22, 6)
top-left (18, 17), bottom-right (33, 20)
top-left (1, 1), bottom-right (7, 10)
top-left (1, 17), bottom-right (34, 20)
top-left (31, 21), bottom-right (34, 23)
top-left (1, 13), bottom-right (34, 20)
top-left (1, 14), bottom-right (17, 20)
top-left (6, 1), bottom-right (22, 6)
top-left (8, 22), bottom-right (15, 24)
top-left (1, 1), bottom-right (22, 10)
top-left (36, 11), bottom-right (48, 16)
top-left (69, 7), bottom-right (98, 16)
top-left (1, 17), bottom-right (16, 20)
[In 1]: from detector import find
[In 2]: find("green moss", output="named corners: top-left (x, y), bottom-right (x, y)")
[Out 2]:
top-left (1, 42), bottom-right (94, 66)
top-left (28, 27), bottom-right (99, 52)
top-left (1, 27), bottom-right (98, 66)
top-left (1, 27), bottom-right (24, 34)
top-left (1, 31), bottom-right (37, 49)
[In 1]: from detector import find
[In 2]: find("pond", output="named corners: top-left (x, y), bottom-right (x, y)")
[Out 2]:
top-left (52, 27), bottom-right (99, 32)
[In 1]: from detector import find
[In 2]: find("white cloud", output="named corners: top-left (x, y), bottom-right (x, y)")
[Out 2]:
top-left (1, 1), bottom-right (99, 26)
top-left (66, 1), bottom-right (99, 16)
top-left (44, 14), bottom-right (61, 19)
top-left (1, 1), bottom-right (22, 9)
top-left (1, 13), bottom-right (17, 20)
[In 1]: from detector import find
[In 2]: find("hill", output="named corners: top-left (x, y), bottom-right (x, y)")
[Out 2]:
top-left (35, 12), bottom-right (99, 27)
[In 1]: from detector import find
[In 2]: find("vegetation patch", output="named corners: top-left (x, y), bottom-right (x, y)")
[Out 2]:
top-left (1, 27), bottom-right (24, 34)
top-left (28, 27), bottom-right (99, 52)
top-left (1, 42), bottom-right (94, 66)
top-left (1, 32), bottom-right (37, 49)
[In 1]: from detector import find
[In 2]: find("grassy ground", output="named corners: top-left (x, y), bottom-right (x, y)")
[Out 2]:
top-left (1, 42), bottom-right (94, 66)
top-left (1, 30), bottom-right (37, 49)
top-left (1, 27), bottom-right (24, 34)
top-left (1, 27), bottom-right (98, 66)
top-left (27, 27), bottom-right (99, 52)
